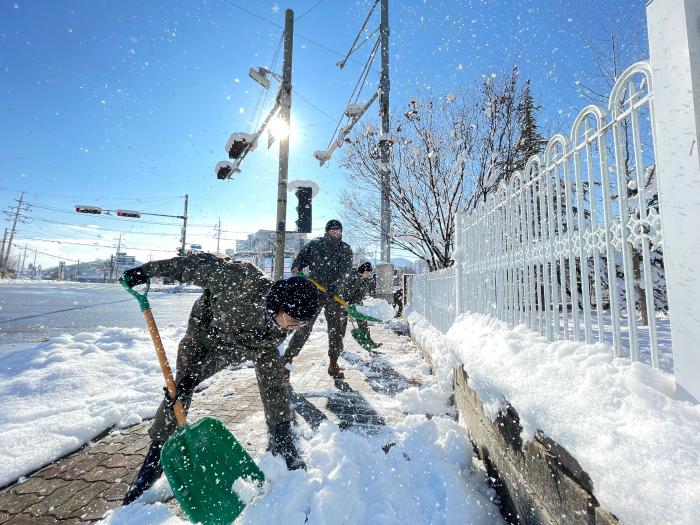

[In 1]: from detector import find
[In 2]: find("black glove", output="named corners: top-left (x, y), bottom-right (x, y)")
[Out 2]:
top-left (327, 283), bottom-right (338, 297)
top-left (122, 267), bottom-right (148, 287)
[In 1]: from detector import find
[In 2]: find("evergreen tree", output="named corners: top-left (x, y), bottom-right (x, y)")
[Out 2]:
top-left (514, 80), bottom-right (545, 171)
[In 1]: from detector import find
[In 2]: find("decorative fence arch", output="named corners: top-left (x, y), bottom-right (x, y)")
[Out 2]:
top-left (412, 61), bottom-right (670, 371)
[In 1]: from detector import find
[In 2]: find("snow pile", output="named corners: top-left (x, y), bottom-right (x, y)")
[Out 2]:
top-left (355, 298), bottom-right (395, 322)
top-left (102, 418), bottom-right (504, 525)
top-left (0, 325), bottom-right (185, 486)
top-left (409, 311), bottom-right (700, 525)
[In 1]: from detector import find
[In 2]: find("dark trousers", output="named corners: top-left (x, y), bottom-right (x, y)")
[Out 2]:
top-left (148, 328), bottom-right (291, 444)
top-left (285, 294), bottom-right (348, 361)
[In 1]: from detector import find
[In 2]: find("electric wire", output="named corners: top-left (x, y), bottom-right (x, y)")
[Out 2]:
top-left (297, 0), bottom-right (324, 21)
top-left (337, 0), bottom-right (380, 67)
top-left (222, 0), bottom-right (376, 71)
top-left (254, 33), bottom-right (284, 132)
top-left (326, 34), bottom-right (381, 149)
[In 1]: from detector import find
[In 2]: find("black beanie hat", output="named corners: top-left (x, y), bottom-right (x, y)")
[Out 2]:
top-left (266, 276), bottom-right (319, 322)
top-left (357, 262), bottom-right (373, 274)
top-left (325, 219), bottom-right (342, 232)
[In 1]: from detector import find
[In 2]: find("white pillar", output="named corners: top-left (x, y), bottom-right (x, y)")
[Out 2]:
top-left (647, 0), bottom-right (700, 402)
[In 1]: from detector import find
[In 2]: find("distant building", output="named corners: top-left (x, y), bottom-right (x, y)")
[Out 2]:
top-left (234, 230), bottom-right (309, 278)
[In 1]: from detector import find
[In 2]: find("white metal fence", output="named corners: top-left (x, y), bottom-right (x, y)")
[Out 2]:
top-left (410, 58), bottom-right (675, 373)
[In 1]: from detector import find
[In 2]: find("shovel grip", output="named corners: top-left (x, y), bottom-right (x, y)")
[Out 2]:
top-left (303, 275), bottom-right (350, 308)
top-left (142, 309), bottom-right (187, 427)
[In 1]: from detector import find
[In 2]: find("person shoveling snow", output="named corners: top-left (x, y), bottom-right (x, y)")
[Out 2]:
top-left (120, 254), bottom-right (318, 511)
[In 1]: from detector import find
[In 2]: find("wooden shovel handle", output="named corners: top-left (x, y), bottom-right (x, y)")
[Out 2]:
top-left (143, 309), bottom-right (187, 427)
top-left (306, 276), bottom-right (350, 309)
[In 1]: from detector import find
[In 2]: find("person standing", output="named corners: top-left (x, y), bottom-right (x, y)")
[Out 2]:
top-left (119, 253), bottom-right (319, 505)
top-left (286, 219), bottom-right (353, 379)
top-left (345, 262), bottom-right (382, 349)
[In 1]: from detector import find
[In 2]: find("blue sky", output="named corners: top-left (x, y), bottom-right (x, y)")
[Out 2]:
top-left (0, 0), bottom-right (647, 268)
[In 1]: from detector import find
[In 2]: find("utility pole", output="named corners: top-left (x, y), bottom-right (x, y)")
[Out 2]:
top-left (76, 259), bottom-right (80, 282)
top-left (273, 8), bottom-right (294, 280)
top-left (20, 243), bottom-right (27, 276)
top-left (2, 192), bottom-right (24, 275)
top-left (379, 0), bottom-right (391, 264)
top-left (32, 248), bottom-right (37, 278)
top-left (113, 234), bottom-right (122, 282)
top-left (0, 228), bottom-right (7, 275)
top-left (216, 217), bottom-right (222, 255)
top-left (376, 0), bottom-right (395, 302)
top-left (181, 194), bottom-right (188, 255)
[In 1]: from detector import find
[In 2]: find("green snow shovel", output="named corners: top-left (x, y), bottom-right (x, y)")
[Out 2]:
top-left (299, 273), bottom-right (384, 323)
top-left (349, 319), bottom-right (381, 351)
top-left (120, 276), bottom-right (264, 525)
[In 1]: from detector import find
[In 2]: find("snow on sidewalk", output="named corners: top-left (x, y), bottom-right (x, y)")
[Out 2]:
top-left (103, 323), bottom-right (504, 525)
top-left (0, 325), bottom-right (186, 487)
top-left (0, 317), bottom-right (505, 524)
top-left (409, 311), bottom-right (700, 525)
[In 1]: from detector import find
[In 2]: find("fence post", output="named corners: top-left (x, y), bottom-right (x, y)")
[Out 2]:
top-left (647, 0), bottom-right (700, 402)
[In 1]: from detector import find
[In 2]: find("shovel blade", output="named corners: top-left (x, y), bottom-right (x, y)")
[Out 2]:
top-left (347, 304), bottom-right (383, 323)
top-left (161, 417), bottom-right (264, 525)
top-left (351, 328), bottom-right (376, 350)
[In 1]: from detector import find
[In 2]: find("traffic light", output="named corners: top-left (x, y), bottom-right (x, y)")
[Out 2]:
top-left (226, 132), bottom-right (256, 160)
top-left (295, 187), bottom-right (312, 233)
top-left (116, 209), bottom-right (141, 218)
top-left (75, 205), bottom-right (102, 214)
top-left (215, 160), bottom-right (239, 180)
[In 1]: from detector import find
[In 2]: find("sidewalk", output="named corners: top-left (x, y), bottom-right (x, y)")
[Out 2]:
top-left (0, 322), bottom-right (422, 524)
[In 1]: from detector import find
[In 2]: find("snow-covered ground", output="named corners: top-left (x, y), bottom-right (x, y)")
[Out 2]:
top-left (409, 311), bottom-right (700, 525)
top-left (0, 287), bottom-right (505, 524)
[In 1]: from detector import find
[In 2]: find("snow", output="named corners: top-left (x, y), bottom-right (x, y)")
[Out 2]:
top-left (354, 297), bottom-right (396, 322)
top-left (0, 325), bottom-right (185, 487)
top-left (0, 288), bottom-right (504, 525)
top-left (102, 417), bottom-right (503, 525)
top-left (408, 311), bottom-right (700, 525)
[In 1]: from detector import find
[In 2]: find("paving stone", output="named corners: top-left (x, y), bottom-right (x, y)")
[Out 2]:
top-left (10, 513), bottom-right (60, 524)
top-left (12, 477), bottom-right (68, 497)
top-left (22, 483), bottom-right (85, 517)
top-left (53, 485), bottom-right (96, 518)
top-left (0, 491), bottom-right (37, 514)
top-left (98, 481), bottom-right (129, 503)
top-left (79, 496), bottom-right (116, 521)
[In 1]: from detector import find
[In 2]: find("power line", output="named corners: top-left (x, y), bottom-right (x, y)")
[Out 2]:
top-left (0, 186), bottom-right (183, 203)
top-left (327, 35), bottom-right (381, 149)
top-left (292, 88), bottom-right (337, 122)
top-left (13, 236), bottom-right (176, 253)
top-left (223, 0), bottom-right (376, 71)
top-left (7, 242), bottom-right (79, 263)
top-left (297, 0), bottom-right (324, 21)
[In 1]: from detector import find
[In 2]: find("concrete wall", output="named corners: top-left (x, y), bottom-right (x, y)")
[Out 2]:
top-left (414, 338), bottom-right (619, 525)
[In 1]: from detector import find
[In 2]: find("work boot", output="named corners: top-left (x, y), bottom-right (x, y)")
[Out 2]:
top-left (327, 356), bottom-right (345, 379)
top-left (268, 421), bottom-right (306, 470)
top-left (122, 441), bottom-right (164, 505)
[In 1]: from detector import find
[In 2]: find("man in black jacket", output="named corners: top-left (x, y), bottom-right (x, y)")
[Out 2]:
top-left (120, 254), bottom-right (318, 505)
top-left (286, 219), bottom-right (353, 379)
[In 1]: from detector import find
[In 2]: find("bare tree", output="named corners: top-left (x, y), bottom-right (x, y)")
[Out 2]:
top-left (340, 67), bottom-right (541, 270)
